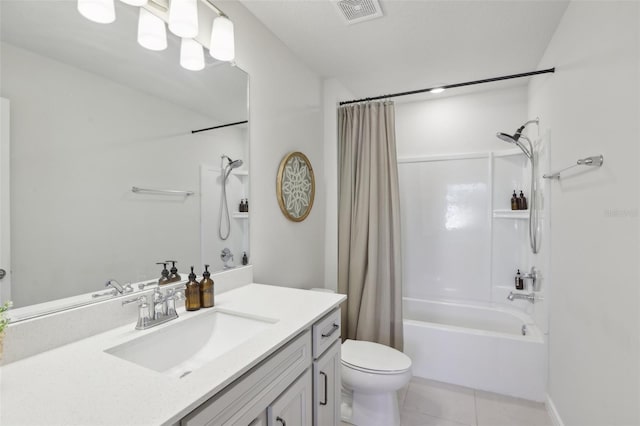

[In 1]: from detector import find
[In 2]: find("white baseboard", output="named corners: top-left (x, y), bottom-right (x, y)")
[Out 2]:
top-left (545, 394), bottom-right (565, 426)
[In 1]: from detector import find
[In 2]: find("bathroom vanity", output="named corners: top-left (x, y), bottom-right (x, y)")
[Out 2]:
top-left (0, 284), bottom-right (345, 426)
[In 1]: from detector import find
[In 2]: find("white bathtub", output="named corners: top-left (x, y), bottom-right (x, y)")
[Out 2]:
top-left (403, 297), bottom-right (547, 402)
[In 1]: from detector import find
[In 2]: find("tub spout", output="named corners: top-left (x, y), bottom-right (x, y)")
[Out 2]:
top-left (507, 291), bottom-right (539, 304)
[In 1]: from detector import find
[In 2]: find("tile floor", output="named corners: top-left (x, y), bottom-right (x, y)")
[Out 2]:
top-left (343, 377), bottom-right (553, 426)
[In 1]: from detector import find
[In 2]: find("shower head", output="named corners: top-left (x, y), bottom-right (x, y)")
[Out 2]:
top-left (228, 158), bottom-right (243, 169)
top-left (496, 131), bottom-right (532, 159)
top-left (496, 132), bottom-right (519, 144)
top-left (221, 155), bottom-right (244, 169)
top-left (496, 118), bottom-right (539, 159)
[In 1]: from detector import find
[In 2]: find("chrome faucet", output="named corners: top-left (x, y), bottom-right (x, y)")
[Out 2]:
top-left (105, 279), bottom-right (133, 295)
top-left (122, 287), bottom-right (184, 330)
top-left (507, 291), bottom-right (542, 304)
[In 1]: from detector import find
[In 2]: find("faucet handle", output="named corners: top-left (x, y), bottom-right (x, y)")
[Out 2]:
top-left (165, 289), bottom-right (184, 317)
top-left (122, 295), bottom-right (148, 306)
top-left (137, 281), bottom-right (156, 291)
top-left (122, 296), bottom-right (152, 329)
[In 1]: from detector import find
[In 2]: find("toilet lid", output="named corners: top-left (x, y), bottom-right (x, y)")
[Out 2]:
top-left (341, 339), bottom-right (411, 373)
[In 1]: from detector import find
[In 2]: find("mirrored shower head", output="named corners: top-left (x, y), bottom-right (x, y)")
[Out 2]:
top-left (222, 155), bottom-right (244, 170)
top-left (228, 158), bottom-right (243, 169)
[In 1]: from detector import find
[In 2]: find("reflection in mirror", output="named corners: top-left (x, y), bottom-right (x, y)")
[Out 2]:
top-left (0, 0), bottom-right (249, 312)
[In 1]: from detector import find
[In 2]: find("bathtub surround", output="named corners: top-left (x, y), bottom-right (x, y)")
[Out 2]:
top-left (528, 2), bottom-right (640, 425)
top-left (337, 101), bottom-right (403, 350)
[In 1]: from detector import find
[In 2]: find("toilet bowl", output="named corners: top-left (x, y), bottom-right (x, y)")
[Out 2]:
top-left (341, 339), bottom-right (412, 426)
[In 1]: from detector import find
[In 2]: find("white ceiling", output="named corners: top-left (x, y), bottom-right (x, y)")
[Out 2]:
top-left (240, 0), bottom-right (569, 101)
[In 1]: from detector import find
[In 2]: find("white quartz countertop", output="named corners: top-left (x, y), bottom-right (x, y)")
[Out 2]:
top-left (0, 284), bottom-right (346, 426)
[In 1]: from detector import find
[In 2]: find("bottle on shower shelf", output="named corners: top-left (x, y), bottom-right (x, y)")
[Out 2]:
top-left (519, 191), bottom-right (528, 210)
top-left (239, 199), bottom-right (246, 212)
top-left (515, 269), bottom-right (524, 290)
top-left (244, 198), bottom-right (249, 212)
top-left (511, 191), bottom-right (519, 210)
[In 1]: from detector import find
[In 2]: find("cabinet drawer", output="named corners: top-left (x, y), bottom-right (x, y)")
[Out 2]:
top-left (312, 308), bottom-right (341, 359)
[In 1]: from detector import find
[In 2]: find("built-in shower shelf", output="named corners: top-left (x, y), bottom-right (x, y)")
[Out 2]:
top-left (493, 209), bottom-right (528, 219)
top-left (233, 212), bottom-right (249, 219)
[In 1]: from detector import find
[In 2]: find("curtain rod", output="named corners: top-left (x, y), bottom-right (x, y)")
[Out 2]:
top-left (338, 68), bottom-right (555, 106)
top-left (191, 120), bottom-right (248, 134)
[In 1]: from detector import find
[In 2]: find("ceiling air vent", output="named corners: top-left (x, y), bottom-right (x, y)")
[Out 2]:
top-left (332, 0), bottom-right (383, 25)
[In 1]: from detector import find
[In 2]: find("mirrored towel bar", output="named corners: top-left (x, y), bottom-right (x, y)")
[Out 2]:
top-left (543, 155), bottom-right (604, 179)
top-left (131, 186), bottom-right (195, 196)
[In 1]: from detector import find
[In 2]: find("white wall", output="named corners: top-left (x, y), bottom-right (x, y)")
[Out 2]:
top-left (1, 42), bottom-right (246, 306)
top-left (395, 86), bottom-right (528, 157)
top-left (528, 2), bottom-right (639, 425)
top-left (220, 1), bottom-right (325, 289)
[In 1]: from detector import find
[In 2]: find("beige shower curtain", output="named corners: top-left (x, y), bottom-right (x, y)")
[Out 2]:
top-left (337, 101), bottom-right (403, 351)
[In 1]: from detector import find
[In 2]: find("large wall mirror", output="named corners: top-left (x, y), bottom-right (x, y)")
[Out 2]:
top-left (0, 1), bottom-right (249, 314)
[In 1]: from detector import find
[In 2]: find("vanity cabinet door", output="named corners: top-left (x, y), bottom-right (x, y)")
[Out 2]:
top-left (267, 369), bottom-right (312, 426)
top-left (248, 412), bottom-right (267, 426)
top-left (313, 340), bottom-right (341, 426)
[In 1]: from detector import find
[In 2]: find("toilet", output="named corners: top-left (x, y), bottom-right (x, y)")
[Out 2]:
top-left (341, 339), bottom-right (412, 426)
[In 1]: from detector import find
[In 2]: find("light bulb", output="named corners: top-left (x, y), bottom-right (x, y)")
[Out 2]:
top-left (180, 38), bottom-right (205, 71)
top-left (120, 0), bottom-right (147, 6)
top-left (209, 15), bottom-right (235, 61)
top-left (77, 0), bottom-right (116, 24)
top-left (137, 8), bottom-right (167, 51)
top-left (169, 0), bottom-right (198, 38)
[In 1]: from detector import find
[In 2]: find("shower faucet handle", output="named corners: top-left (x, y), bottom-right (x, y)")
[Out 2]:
top-left (521, 267), bottom-right (539, 291)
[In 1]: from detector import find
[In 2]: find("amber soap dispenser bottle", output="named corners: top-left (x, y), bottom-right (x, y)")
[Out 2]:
top-left (200, 264), bottom-right (214, 308)
top-left (185, 266), bottom-right (201, 311)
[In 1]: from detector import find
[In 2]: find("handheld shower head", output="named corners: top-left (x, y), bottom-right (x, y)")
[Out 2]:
top-left (229, 159), bottom-right (243, 169)
top-left (496, 118), bottom-right (539, 159)
top-left (497, 132), bottom-right (518, 144)
top-left (222, 155), bottom-right (244, 170)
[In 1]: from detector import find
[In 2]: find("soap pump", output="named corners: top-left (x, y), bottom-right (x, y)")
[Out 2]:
top-left (199, 264), bottom-right (214, 308)
top-left (156, 262), bottom-right (170, 285)
top-left (519, 191), bottom-right (528, 210)
top-left (511, 191), bottom-right (519, 210)
top-left (185, 266), bottom-right (201, 311)
top-left (166, 260), bottom-right (181, 283)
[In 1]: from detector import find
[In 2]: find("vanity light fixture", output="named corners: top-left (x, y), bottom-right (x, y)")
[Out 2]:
top-left (209, 15), bottom-right (234, 61)
top-left (77, 0), bottom-right (236, 69)
top-left (180, 38), bottom-right (205, 71)
top-left (77, 0), bottom-right (116, 24)
top-left (137, 8), bottom-right (167, 51)
top-left (168, 0), bottom-right (199, 38)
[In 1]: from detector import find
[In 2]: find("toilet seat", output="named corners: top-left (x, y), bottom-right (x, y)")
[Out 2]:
top-left (341, 339), bottom-right (411, 374)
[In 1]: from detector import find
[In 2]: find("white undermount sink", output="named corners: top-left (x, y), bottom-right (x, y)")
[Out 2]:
top-left (105, 308), bottom-right (278, 378)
